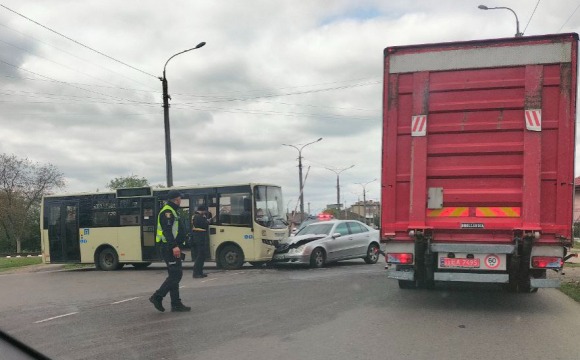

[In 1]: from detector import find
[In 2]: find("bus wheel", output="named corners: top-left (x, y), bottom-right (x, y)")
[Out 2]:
top-left (98, 247), bottom-right (119, 271)
top-left (249, 262), bottom-right (266, 267)
top-left (132, 262), bottom-right (152, 270)
top-left (219, 245), bottom-right (244, 270)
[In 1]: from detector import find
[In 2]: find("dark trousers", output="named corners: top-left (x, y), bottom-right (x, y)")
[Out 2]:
top-left (154, 244), bottom-right (183, 305)
top-left (191, 233), bottom-right (207, 276)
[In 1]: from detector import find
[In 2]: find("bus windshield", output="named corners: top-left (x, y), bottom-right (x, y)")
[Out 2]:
top-left (254, 186), bottom-right (286, 229)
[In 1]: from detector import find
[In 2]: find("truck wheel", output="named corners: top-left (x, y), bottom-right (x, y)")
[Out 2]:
top-left (219, 245), bottom-right (245, 270)
top-left (98, 247), bottom-right (119, 271)
top-left (310, 248), bottom-right (326, 268)
top-left (364, 244), bottom-right (379, 264)
top-left (398, 280), bottom-right (416, 289)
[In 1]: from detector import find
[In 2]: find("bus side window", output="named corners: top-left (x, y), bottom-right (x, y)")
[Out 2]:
top-left (119, 198), bottom-right (140, 226)
top-left (91, 195), bottom-right (118, 227)
top-left (218, 193), bottom-right (251, 227)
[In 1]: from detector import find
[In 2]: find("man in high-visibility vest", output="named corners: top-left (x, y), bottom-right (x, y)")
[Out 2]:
top-left (149, 190), bottom-right (191, 312)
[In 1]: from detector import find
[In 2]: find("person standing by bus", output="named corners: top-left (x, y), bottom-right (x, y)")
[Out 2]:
top-left (149, 190), bottom-right (191, 312)
top-left (191, 205), bottom-right (209, 278)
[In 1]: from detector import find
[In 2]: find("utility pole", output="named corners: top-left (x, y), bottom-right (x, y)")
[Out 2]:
top-left (160, 41), bottom-right (206, 187)
top-left (355, 179), bottom-right (377, 225)
top-left (282, 138), bottom-right (322, 221)
top-left (308, 202), bottom-right (311, 216)
top-left (324, 165), bottom-right (354, 208)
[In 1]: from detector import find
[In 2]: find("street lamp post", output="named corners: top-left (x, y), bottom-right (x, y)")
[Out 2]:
top-left (325, 165), bottom-right (354, 209)
top-left (478, 5), bottom-right (523, 37)
top-left (355, 179), bottom-right (377, 225)
top-left (282, 138), bottom-right (323, 221)
top-left (160, 41), bottom-right (206, 187)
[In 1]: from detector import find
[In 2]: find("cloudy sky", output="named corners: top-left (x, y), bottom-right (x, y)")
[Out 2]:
top-left (0, 0), bottom-right (579, 214)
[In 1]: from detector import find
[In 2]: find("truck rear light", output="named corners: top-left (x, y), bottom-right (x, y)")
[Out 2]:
top-left (531, 256), bottom-right (563, 269)
top-left (387, 253), bottom-right (413, 264)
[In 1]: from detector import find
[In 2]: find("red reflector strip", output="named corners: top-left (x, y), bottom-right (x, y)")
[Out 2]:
top-left (475, 207), bottom-right (521, 217)
top-left (532, 256), bottom-right (563, 269)
top-left (427, 207), bottom-right (468, 217)
top-left (386, 253), bottom-right (413, 264)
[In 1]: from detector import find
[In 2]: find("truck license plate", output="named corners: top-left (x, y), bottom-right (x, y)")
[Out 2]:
top-left (440, 258), bottom-right (480, 268)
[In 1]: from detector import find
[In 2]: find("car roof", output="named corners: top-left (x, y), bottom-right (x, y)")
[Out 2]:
top-left (306, 220), bottom-right (361, 225)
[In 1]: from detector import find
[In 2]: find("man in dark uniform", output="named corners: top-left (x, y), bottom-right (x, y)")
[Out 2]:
top-left (191, 205), bottom-right (209, 278)
top-left (149, 190), bottom-right (191, 312)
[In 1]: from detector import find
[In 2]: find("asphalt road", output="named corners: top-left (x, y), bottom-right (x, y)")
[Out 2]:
top-left (1, 261), bottom-right (579, 360)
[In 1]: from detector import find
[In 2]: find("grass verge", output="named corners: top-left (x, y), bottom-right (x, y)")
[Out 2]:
top-left (0, 257), bottom-right (42, 271)
top-left (560, 282), bottom-right (580, 303)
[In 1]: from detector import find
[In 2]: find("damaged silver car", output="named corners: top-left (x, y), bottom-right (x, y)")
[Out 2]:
top-left (273, 220), bottom-right (380, 268)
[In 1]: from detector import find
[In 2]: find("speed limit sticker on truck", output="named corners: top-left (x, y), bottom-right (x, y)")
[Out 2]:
top-left (438, 253), bottom-right (505, 270)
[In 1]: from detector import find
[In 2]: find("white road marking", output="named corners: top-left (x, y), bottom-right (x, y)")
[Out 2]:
top-left (110, 297), bottom-right (140, 304)
top-left (34, 312), bottom-right (78, 324)
top-left (179, 286), bottom-right (185, 288)
top-left (232, 272), bottom-right (244, 275)
top-left (201, 278), bottom-right (217, 283)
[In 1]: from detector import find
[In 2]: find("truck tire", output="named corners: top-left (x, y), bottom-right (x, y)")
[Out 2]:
top-left (98, 247), bottom-right (119, 271)
top-left (219, 245), bottom-right (245, 270)
top-left (398, 280), bottom-right (416, 289)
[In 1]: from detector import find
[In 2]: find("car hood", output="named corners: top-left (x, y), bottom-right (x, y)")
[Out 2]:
top-left (275, 234), bottom-right (327, 252)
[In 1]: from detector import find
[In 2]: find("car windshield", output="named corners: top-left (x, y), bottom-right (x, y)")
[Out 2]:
top-left (296, 223), bottom-right (333, 236)
top-left (254, 186), bottom-right (286, 229)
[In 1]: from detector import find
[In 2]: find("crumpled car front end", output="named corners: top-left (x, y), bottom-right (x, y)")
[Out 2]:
top-left (272, 235), bottom-right (325, 264)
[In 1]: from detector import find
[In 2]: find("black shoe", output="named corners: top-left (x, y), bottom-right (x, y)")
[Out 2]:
top-left (193, 274), bottom-right (204, 279)
top-left (202, 274), bottom-right (208, 278)
top-left (171, 303), bottom-right (191, 312)
top-left (149, 295), bottom-right (165, 312)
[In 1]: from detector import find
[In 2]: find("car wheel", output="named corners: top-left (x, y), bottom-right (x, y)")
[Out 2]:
top-left (310, 248), bottom-right (325, 268)
top-left (398, 280), bottom-right (416, 289)
top-left (132, 262), bottom-right (151, 270)
top-left (364, 243), bottom-right (379, 264)
top-left (219, 245), bottom-right (245, 270)
top-left (98, 247), bottom-right (119, 271)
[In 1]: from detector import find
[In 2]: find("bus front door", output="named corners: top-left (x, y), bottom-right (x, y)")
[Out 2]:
top-left (48, 201), bottom-right (80, 262)
top-left (140, 197), bottom-right (158, 261)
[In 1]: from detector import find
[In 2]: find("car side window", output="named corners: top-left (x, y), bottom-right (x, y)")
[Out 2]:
top-left (334, 223), bottom-right (350, 236)
top-left (347, 222), bottom-right (363, 234)
top-left (357, 222), bottom-right (369, 232)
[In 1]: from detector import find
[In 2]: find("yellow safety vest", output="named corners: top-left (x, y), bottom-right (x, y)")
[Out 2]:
top-left (156, 204), bottom-right (179, 243)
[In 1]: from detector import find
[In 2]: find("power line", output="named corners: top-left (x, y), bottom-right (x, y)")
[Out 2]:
top-left (0, 22), bottom-right (157, 90)
top-left (0, 38), bottom-right (124, 88)
top-left (0, 58), bottom-right (157, 106)
top-left (523, 0), bottom-right (541, 34)
top-left (0, 4), bottom-right (157, 78)
top-left (0, 74), bottom-right (161, 93)
top-left (558, 1), bottom-right (580, 32)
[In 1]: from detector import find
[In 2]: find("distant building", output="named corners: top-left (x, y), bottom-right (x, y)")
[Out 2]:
top-left (326, 203), bottom-right (343, 210)
top-left (349, 200), bottom-right (380, 223)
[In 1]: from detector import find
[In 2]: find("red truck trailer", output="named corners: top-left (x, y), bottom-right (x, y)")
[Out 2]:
top-left (381, 34), bottom-right (578, 291)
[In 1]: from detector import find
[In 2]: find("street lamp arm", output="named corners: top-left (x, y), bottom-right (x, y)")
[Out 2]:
top-left (299, 137), bottom-right (323, 152)
top-left (163, 42), bottom-right (206, 79)
top-left (282, 143), bottom-right (300, 152)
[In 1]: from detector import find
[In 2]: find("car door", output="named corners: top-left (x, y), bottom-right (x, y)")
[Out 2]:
top-left (326, 222), bottom-right (351, 260)
top-left (347, 222), bottom-right (371, 257)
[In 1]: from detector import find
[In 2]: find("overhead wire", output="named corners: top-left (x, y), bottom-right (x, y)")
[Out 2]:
top-left (523, 0), bottom-right (541, 34)
top-left (0, 3), bottom-right (158, 78)
top-left (0, 38), bottom-right (128, 88)
top-left (557, 0), bottom-right (580, 32)
top-left (0, 58), bottom-right (158, 106)
top-left (0, 22), bottom-right (157, 90)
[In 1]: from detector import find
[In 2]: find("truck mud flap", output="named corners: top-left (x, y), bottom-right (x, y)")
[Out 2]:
top-left (434, 273), bottom-right (509, 283)
top-left (387, 269), bottom-right (415, 281)
top-left (530, 278), bottom-right (561, 288)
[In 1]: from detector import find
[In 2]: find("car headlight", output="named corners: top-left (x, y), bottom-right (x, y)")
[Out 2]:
top-left (290, 245), bottom-right (306, 254)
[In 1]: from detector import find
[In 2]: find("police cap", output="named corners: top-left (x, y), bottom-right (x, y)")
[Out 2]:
top-left (167, 190), bottom-right (183, 200)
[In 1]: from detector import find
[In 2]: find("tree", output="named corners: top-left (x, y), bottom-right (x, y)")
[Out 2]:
top-left (106, 175), bottom-right (149, 190)
top-left (322, 208), bottom-right (340, 219)
top-left (0, 154), bottom-right (65, 253)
